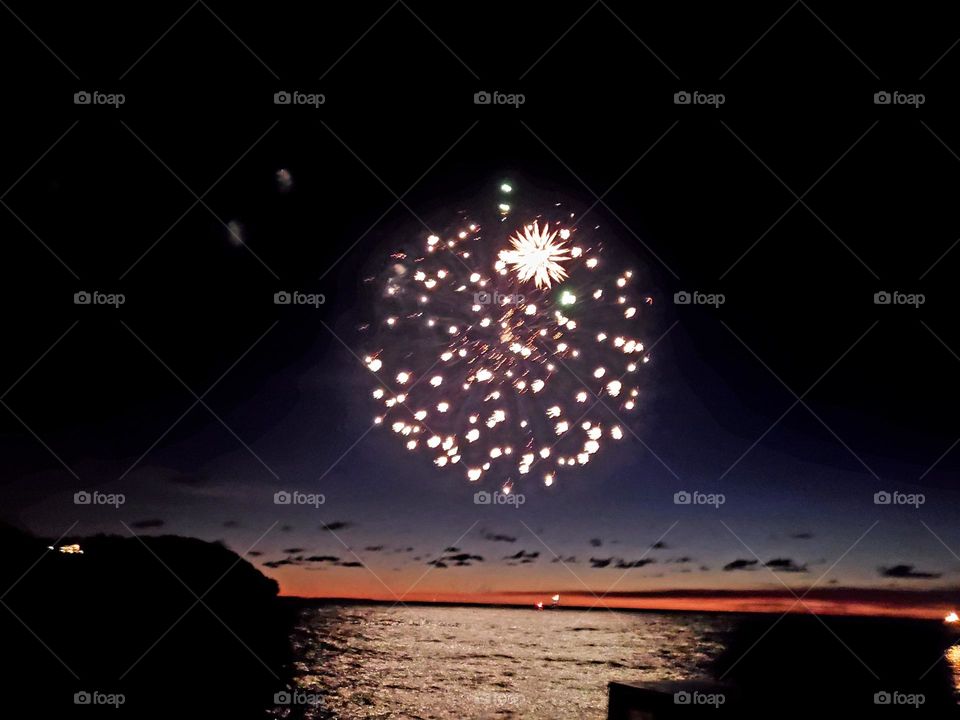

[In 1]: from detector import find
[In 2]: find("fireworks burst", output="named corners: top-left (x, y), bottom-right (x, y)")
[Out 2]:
top-left (499, 221), bottom-right (570, 288)
top-left (360, 185), bottom-right (651, 489)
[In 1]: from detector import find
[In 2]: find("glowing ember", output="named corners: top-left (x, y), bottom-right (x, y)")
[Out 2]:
top-left (499, 221), bottom-right (571, 289)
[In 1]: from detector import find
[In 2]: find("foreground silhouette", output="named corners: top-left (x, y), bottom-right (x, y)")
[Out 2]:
top-left (713, 613), bottom-right (959, 717)
top-left (0, 524), bottom-right (295, 718)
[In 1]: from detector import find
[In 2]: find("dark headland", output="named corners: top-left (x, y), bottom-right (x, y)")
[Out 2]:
top-left (0, 523), bottom-right (296, 718)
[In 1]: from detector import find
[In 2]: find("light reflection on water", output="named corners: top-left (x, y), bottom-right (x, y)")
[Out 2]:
top-left (946, 644), bottom-right (960, 693)
top-left (283, 604), bottom-right (733, 719)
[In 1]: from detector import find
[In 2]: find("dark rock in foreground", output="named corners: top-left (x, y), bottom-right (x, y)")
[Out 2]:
top-left (0, 524), bottom-right (294, 718)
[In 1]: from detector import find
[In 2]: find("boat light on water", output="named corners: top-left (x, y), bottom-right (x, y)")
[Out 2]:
top-left (535, 594), bottom-right (561, 610)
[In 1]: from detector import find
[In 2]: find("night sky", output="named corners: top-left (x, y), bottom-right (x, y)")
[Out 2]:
top-left (2, 1), bottom-right (960, 617)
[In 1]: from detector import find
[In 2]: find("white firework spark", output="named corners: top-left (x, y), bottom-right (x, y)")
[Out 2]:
top-left (498, 221), bottom-right (570, 289)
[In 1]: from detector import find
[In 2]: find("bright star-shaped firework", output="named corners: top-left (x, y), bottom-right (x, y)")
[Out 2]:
top-left (360, 186), bottom-right (651, 490)
top-left (499, 221), bottom-right (570, 289)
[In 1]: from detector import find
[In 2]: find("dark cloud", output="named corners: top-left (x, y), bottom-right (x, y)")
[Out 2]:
top-left (429, 551), bottom-right (483, 568)
top-left (667, 557), bottom-right (692, 564)
top-left (879, 564), bottom-right (942, 579)
top-left (589, 556), bottom-right (655, 569)
top-left (614, 558), bottom-right (656, 569)
top-left (338, 561), bottom-right (363, 568)
top-left (551, 555), bottom-right (577, 564)
top-left (263, 559), bottom-right (296, 568)
top-left (723, 559), bottom-right (759, 572)
top-left (282, 548), bottom-right (305, 554)
top-left (222, 520), bottom-right (240, 528)
top-left (589, 538), bottom-right (603, 548)
top-left (790, 532), bottom-right (814, 540)
top-left (364, 545), bottom-right (384, 552)
top-left (504, 550), bottom-right (539, 561)
top-left (320, 521), bottom-right (353, 532)
top-left (246, 550), bottom-right (263, 557)
top-left (765, 558), bottom-right (808, 573)
top-left (280, 525), bottom-right (294, 533)
top-left (650, 541), bottom-right (668, 550)
top-left (130, 519), bottom-right (165, 529)
top-left (263, 552), bottom-right (344, 568)
top-left (482, 531), bottom-right (517, 543)
top-left (444, 546), bottom-right (460, 552)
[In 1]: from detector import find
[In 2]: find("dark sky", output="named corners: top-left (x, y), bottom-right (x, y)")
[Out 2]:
top-left (2, 1), bottom-right (960, 613)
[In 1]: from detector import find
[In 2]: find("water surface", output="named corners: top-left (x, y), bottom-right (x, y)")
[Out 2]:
top-left (287, 604), bottom-right (733, 719)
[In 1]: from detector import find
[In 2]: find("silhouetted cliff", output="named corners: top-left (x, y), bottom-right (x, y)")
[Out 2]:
top-left (0, 523), bottom-right (294, 717)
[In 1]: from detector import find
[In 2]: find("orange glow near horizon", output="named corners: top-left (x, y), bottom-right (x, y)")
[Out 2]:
top-left (274, 574), bottom-right (953, 620)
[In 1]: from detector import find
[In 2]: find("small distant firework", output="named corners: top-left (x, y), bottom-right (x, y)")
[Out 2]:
top-left (226, 219), bottom-right (244, 246)
top-left (361, 184), bottom-right (651, 489)
top-left (276, 168), bottom-right (293, 193)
